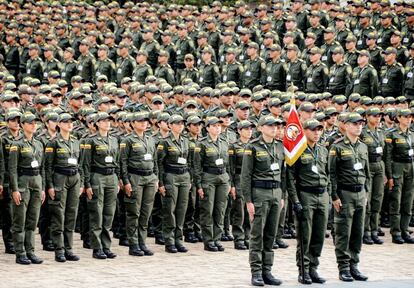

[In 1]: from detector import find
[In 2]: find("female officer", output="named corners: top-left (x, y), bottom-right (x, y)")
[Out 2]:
top-left (82, 112), bottom-right (120, 259)
top-left (44, 113), bottom-right (81, 262)
top-left (120, 112), bottom-right (158, 257)
top-left (194, 117), bottom-right (231, 252)
top-left (158, 115), bottom-right (192, 253)
top-left (9, 112), bottom-right (45, 265)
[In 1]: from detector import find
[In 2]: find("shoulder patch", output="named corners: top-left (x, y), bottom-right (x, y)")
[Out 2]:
top-left (45, 147), bottom-right (54, 153)
top-left (329, 149), bottom-right (336, 156)
top-left (385, 138), bottom-right (392, 143)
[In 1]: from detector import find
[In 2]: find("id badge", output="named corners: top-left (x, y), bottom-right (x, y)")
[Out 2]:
top-left (78, 65), bottom-right (83, 71)
top-left (117, 68), bottom-right (122, 74)
top-left (377, 39), bottom-right (382, 43)
top-left (239, 55), bottom-right (244, 60)
top-left (354, 162), bottom-right (363, 170)
top-left (215, 158), bottom-right (224, 166)
top-left (220, 55), bottom-right (224, 62)
top-left (270, 163), bottom-right (279, 171)
top-left (144, 153), bottom-right (152, 161)
top-left (322, 56), bottom-right (327, 61)
top-left (403, 37), bottom-right (409, 43)
top-left (354, 79), bottom-right (360, 84)
top-left (409, 149), bottom-right (414, 156)
top-left (197, 59), bottom-right (201, 65)
top-left (96, 72), bottom-right (101, 77)
top-left (286, 74), bottom-right (291, 81)
top-left (43, 72), bottom-right (48, 78)
top-left (27, 69), bottom-right (31, 74)
top-left (330, 77), bottom-right (334, 83)
top-left (223, 75), bottom-right (227, 81)
top-left (382, 78), bottom-right (388, 84)
top-left (357, 40), bottom-right (362, 45)
top-left (376, 147), bottom-right (383, 154)
top-left (68, 158), bottom-right (78, 165)
top-left (307, 77), bottom-right (312, 83)
top-left (31, 160), bottom-right (39, 168)
top-left (177, 157), bottom-right (187, 164)
top-left (61, 72), bottom-right (66, 77)
top-left (311, 165), bottom-right (318, 174)
top-left (408, 72), bottom-right (413, 78)
top-left (267, 76), bottom-right (272, 82)
top-left (105, 156), bottom-right (113, 163)
top-left (246, 71), bottom-right (251, 77)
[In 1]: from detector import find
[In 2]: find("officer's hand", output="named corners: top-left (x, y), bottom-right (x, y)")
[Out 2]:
top-left (119, 180), bottom-right (124, 190)
top-left (79, 187), bottom-right (84, 196)
top-left (86, 188), bottom-right (93, 200)
top-left (48, 188), bottom-right (55, 200)
top-left (333, 199), bottom-right (342, 213)
top-left (293, 201), bottom-right (303, 216)
top-left (198, 188), bottom-right (204, 199)
top-left (41, 191), bottom-right (45, 204)
top-left (12, 191), bottom-right (21, 206)
top-left (124, 183), bottom-right (132, 197)
top-left (246, 202), bottom-right (255, 221)
top-left (158, 186), bottom-right (166, 197)
top-left (0, 185), bottom-right (3, 200)
top-left (155, 182), bottom-right (159, 191)
top-left (388, 179), bottom-right (394, 190)
top-left (281, 199), bottom-right (284, 210)
top-left (229, 187), bottom-right (236, 200)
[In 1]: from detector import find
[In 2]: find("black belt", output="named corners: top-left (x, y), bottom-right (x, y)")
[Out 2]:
top-left (165, 166), bottom-right (189, 175)
top-left (128, 167), bottom-right (153, 176)
top-left (55, 167), bottom-right (79, 176)
top-left (252, 180), bottom-right (281, 189)
top-left (393, 157), bottom-right (413, 163)
top-left (338, 184), bottom-right (363, 192)
top-left (203, 167), bottom-right (226, 175)
top-left (299, 186), bottom-right (326, 194)
top-left (92, 167), bottom-right (115, 175)
top-left (18, 168), bottom-right (40, 176)
top-left (369, 155), bottom-right (382, 163)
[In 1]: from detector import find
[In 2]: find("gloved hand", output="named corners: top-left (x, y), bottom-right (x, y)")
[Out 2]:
top-left (293, 201), bottom-right (303, 218)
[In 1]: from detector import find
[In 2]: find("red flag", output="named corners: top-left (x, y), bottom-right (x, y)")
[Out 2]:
top-left (283, 101), bottom-right (307, 166)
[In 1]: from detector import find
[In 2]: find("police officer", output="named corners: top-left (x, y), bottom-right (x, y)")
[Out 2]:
top-left (116, 42), bottom-right (136, 85)
top-left (120, 112), bottom-right (158, 256)
top-left (329, 112), bottom-right (370, 282)
top-left (44, 113), bottom-right (81, 262)
top-left (77, 39), bottom-right (96, 84)
top-left (286, 44), bottom-right (307, 91)
top-left (241, 115), bottom-right (284, 286)
top-left (9, 112), bottom-right (45, 265)
top-left (380, 47), bottom-right (405, 97)
top-left (194, 117), bottom-right (231, 252)
top-left (305, 47), bottom-right (329, 93)
top-left (199, 47), bottom-right (220, 88)
top-left (132, 50), bottom-right (153, 84)
top-left (221, 48), bottom-right (244, 88)
top-left (26, 44), bottom-right (44, 82)
top-left (351, 50), bottom-right (379, 98)
top-left (82, 112), bottom-right (119, 259)
top-left (328, 46), bottom-right (353, 96)
top-left (95, 45), bottom-right (116, 83)
top-left (384, 109), bottom-right (414, 244)
top-left (265, 44), bottom-right (287, 92)
top-left (360, 107), bottom-right (386, 245)
top-left (243, 42), bottom-right (266, 90)
top-left (158, 115), bottom-right (191, 253)
top-left (287, 119), bottom-right (329, 285)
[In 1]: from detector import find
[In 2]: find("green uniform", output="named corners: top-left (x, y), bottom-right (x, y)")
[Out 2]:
top-left (404, 57), bottom-right (414, 99)
top-left (243, 56), bottom-right (267, 90)
top-left (177, 67), bottom-right (199, 84)
top-left (140, 39), bottom-right (161, 69)
top-left (43, 57), bottom-right (63, 80)
top-left (265, 58), bottom-right (287, 91)
top-left (193, 135), bottom-right (231, 246)
top-left (378, 25), bottom-right (397, 49)
top-left (77, 52), bottom-right (95, 84)
top-left (360, 126), bottom-right (385, 238)
top-left (95, 58), bottom-right (116, 83)
top-left (4, 44), bottom-right (20, 79)
top-left (26, 57), bottom-right (44, 82)
top-left (384, 127), bottom-right (414, 238)
top-left (287, 144), bottom-right (329, 274)
top-left (116, 55), bottom-right (136, 85)
top-left (287, 59), bottom-right (307, 91)
top-left (44, 134), bottom-right (81, 256)
top-left (198, 62), bottom-right (220, 88)
top-left (380, 61), bottom-right (404, 97)
top-left (329, 136), bottom-right (370, 272)
top-left (240, 136), bottom-right (285, 276)
top-left (132, 63), bottom-right (153, 84)
top-left (81, 134), bottom-right (119, 250)
top-left (175, 36), bottom-right (196, 70)
top-left (154, 63), bottom-right (176, 86)
top-left (368, 46), bottom-right (384, 73)
top-left (221, 61), bottom-right (244, 88)
top-left (344, 50), bottom-right (359, 69)
top-left (120, 132), bottom-right (158, 247)
top-left (351, 64), bottom-right (379, 98)
top-left (321, 41), bottom-right (341, 68)
top-left (62, 59), bottom-right (78, 85)
top-left (9, 135), bottom-right (45, 258)
top-left (157, 134), bottom-right (191, 248)
top-left (305, 61), bottom-right (329, 93)
top-left (328, 61), bottom-right (353, 96)
top-left (355, 26), bottom-right (376, 50)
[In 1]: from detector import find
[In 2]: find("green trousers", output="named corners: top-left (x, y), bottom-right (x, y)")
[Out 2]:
top-left (183, 184), bottom-right (201, 236)
top-left (49, 173), bottom-right (80, 253)
top-left (231, 177), bottom-right (249, 243)
top-left (0, 186), bottom-right (13, 248)
top-left (162, 172), bottom-right (191, 247)
top-left (365, 161), bottom-right (385, 236)
top-left (334, 189), bottom-right (366, 272)
top-left (390, 163), bottom-right (414, 236)
top-left (199, 172), bottom-right (230, 245)
top-left (276, 192), bottom-right (288, 241)
top-left (295, 191), bottom-right (329, 273)
top-left (125, 173), bottom-right (157, 246)
top-left (12, 175), bottom-right (42, 257)
top-left (88, 173), bottom-right (118, 250)
top-left (249, 187), bottom-right (283, 275)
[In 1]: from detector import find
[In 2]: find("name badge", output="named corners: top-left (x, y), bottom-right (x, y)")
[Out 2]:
top-left (354, 162), bottom-right (363, 170)
top-left (271, 163), bottom-right (279, 171)
top-left (96, 72), bottom-right (101, 77)
top-left (357, 40), bottom-right (362, 45)
top-left (354, 29), bottom-right (360, 34)
top-left (377, 39), bottom-right (382, 43)
top-left (382, 78), bottom-right (388, 84)
top-left (199, 77), bottom-right (204, 82)
top-left (215, 158), bottom-right (224, 166)
top-left (354, 79), bottom-right (360, 84)
top-left (267, 76), bottom-right (272, 82)
top-left (223, 75), bottom-right (227, 81)
top-left (307, 77), bottom-right (313, 83)
top-left (286, 74), bottom-right (291, 81)
top-left (376, 147), bottom-right (383, 154)
top-left (117, 68), bottom-right (122, 74)
top-left (322, 56), bottom-right (327, 61)
top-left (220, 55), bottom-right (224, 62)
top-left (409, 149), bottom-right (414, 156)
top-left (177, 157), bottom-right (187, 164)
top-left (31, 160), bottom-right (39, 168)
top-left (197, 59), bottom-right (201, 65)
top-left (44, 72), bottom-right (48, 78)
top-left (62, 72), bottom-right (66, 77)
top-left (239, 55), bottom-right (244, 60)
top-left (246, 71), bottom-right (251, 77)
top-left (311, 165), bottom-right (318, 174)
top-left (105, 156), bottom-right (113, 163)
top-left (144, 153), bottom-right (152, 161)
top-left (78, 65), bottom-right (83, 71)
top-left (27, 69), bottom-right (31, 74)
top-left (68, 158), bottom-right (78, 165)
top-left (408, 72), bottom-right (413, 78)
top-left (176, 50), bottom-right (181, 55)
top-left (403, 37), bottom-right (409, 43)
top-left (330, 77), bottom-right (334, 83)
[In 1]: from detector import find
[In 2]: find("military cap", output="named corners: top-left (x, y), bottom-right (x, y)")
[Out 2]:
top-left (216, 109), bottom-right (233, 118)
top-left (335, 14), bottom-right (346, 21)
top-left (33, 95), bottom-right (51, 105)
top-left (115, 88), bottom-right (127, 98)
top-left (234, 0), bottom-right (246, 7)
top-left (184, 53), bottom-right (194, 61)
top-left (281, 103), bottom-right (291, 113)
top-left (222, 30), bottom-right (234, 37)
top-left (284, 31), bottom-right (295, 38)
top-left (359, 10), bottom-right (370, 18)
top-left (237, 120), bottom-right (255, 130)
top-left (69, 91), bottom-right (85, 100)
top-left (94, 112), bottom-right (114, 123)
top-left (324, 27), bottom-right (335, 34)
top-left (17, 84), bottom-right (31, 95)
top-left (261, 18), bottom-right (272, 25)
top-left (372, 96), bottom-right (384, 105)
top-left (344, 112), bottom-right (365, 123)
top-left (186, 115), bottom-right (202, 124)
top-left (202, 47), bottom-right (214, 54)
top-left (349, 93), bottom-right (361, 102)
top-left (136, 50), bottom-right (148, 57)
top-left (235, 100), bottom-right (250, 110)
top-left (383, 96), bottom-right (395, 105)
top-left (286, 44), bottom-right (299, 52)
top-left (309, 47), bottom-right (322, 54)
top-left (158, 50), bottom-right (170, 58)
top-left (57, 79), bottom-right (68, 88)
top-left (184, 99), bottom-right (198, 108)
top-left (406, 9), bottom-right (414, 16)
top-left (267, 98), bottom-right (281, 108)
top-left (258, 115), bottom-right (278, 126)
top-left (79, 39), bottom-right (90, 46)
top-left (392, 30), bottom-right (402, 37)
top-left (366, 107), bottom-right (383, 116)
top-left (252, 92), bottom-right (265, 101)
top-left (315, 112), bottom-right (329, 121)
top-left (360, 96), bottom-right (373, 105)
top-left (345, 34), bottom-right (357, 42)
top-left (303, 119), bottom-right (324, 130)
top-left (332, 95), bottom-right (347, 104)
top-left (397, 108), bottom-right (412, 117)
top-left (174, 86), bottom-right (184, 94)
top-left (380, 11), bottom-right (392, 18)
top-left (197, 31), bottom-right (208, 39)
top-left (5, 110), bottom-right (22, 121)
top-left (358, 50), bottom-right (371, 57)
top-left (71, 75), bottom-right (83, 83)
top-left (20, 112), bottom-right (38, 124)
top-left (285, 15), bottom-right (296, 22)
top-left (96, 74), bottom-right (108, 82)
top-left (306, 32), bottom-right (317, 40)
top-left (1, 92), bottom-right (19, 102)
top-left (44, 112), bottom-right (59, 122)
top-left (205, 116), bottom-right (223, 126)
top-left (96, 96), bottom-right (115, 106)
top-left (269, 44), bottom-right (282, 52)
top-left (383, 47), bottom-right (397, 55)
top-left (240, 88), bottom-right (252, 97)
top-left (396, 96), bottom-right (408, 103)
top-left (221, 87), bottom-right (233, 96)
top-left (51, 89), bottom-right (63, 97)
top-left (141, 26), bottom-right (153, 33)
top-left (366, 32), bottom-right (378, 40)
top-left (231, 87), bottom-right (240, 94)
top-left (310, 10), bottom-right (321, 17)
top-left (151, 95), bottom-right (164, 104)
top-left (332, 46), bottom-right (345, 54)
top-left (28, 43), bottom-right (40, 50)
top-left (4, 82), bottom-right (17, 91)
top-left (168, 114), bottom-right (185, 124)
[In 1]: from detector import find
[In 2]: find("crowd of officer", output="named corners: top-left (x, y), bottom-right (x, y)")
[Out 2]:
top-left (0, 0), bottom-right (414, 286)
